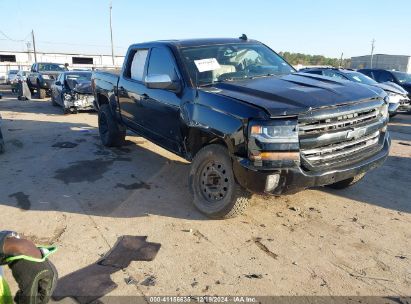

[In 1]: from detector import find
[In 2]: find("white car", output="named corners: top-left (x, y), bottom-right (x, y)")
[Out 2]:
top-left (6, 70), bottom-right (18, 84)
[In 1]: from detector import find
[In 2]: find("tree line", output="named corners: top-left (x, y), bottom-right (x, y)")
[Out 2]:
top-left (278, 51), bottom-right (351, 68)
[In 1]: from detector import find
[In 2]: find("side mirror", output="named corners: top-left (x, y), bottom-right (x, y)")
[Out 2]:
top-left (55, 81), bottom-right (62, 86)
top-left (145, 74), bottom-right (181, 92)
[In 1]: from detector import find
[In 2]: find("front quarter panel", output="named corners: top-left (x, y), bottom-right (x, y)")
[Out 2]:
top-left (184, 90), bottom-right (268, 156)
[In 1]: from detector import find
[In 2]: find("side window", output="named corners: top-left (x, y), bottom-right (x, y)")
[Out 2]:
top-left (31, 64), bottom-right (35, 72)
top-left (130, 50), bottom-right (148, 81)
top-left (147, 47), bottom-right (177, 79)
top-left (377, 71), bottom-right (395, 83)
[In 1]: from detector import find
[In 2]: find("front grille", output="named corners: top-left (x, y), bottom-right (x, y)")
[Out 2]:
top-left (298, 100), bottom-right (387, 171)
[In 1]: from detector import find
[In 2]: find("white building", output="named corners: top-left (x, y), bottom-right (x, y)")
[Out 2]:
top-left (350, 54), bottom-right (411, 73)
top-left (0, 50), bottom-right (125, 82)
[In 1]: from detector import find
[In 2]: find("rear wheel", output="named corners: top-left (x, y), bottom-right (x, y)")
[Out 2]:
top-left (0, 129), bottom-right (4, 154)
top-left (326, 173), bottom-right (366, 189)
top-left (98, 104), bottom-right (126, 147)
top-left (189, 144), bottom-right (251, 219)
top-left (51, 94), bottom-right (58, 106)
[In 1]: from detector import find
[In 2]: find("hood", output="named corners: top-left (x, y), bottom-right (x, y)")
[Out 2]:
top-left (374, 82), bottom-right (408, 95)
top-left (205, 73), bottom-right (385, 116)
top-left (66, 79), bottom-right (92, 94)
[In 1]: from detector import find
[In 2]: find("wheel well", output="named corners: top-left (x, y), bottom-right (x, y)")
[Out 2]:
top-left (97, 94), bottom-right (109, 107)
top-left (187, 128), bottom-right (227, 159)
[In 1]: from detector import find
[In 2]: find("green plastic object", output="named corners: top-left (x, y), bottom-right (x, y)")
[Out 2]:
top-left (3, 246), bottom-right (57, 264)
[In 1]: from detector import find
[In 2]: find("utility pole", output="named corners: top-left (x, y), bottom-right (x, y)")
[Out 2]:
top-left (31, 30), bottom-right (37, 63)
top-left (109, 1), bottom-right (115, 66)
top-left (370, 39), bottom-right (375, 68)
top-left (340, 52), bottom-right (344, 68)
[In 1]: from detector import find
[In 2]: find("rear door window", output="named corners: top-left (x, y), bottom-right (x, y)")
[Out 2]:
top-left (130, 50), bottom-right (149, 81)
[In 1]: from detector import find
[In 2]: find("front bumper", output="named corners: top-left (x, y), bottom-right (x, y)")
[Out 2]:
top-left (233, 133), bottom-right (390, 195)
top-left (64, 94), bottom-right (95, 111)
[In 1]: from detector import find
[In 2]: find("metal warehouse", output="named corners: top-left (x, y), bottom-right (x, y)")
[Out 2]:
top-left (0, 50), bottom-right (125, 82)
top-left (351, 54), bottom-right (411, 73)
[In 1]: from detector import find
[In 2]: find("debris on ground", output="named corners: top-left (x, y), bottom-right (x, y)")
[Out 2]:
top-left (245, 274), bottom-right (263, 279)
top-left (141, 275), bottom-right (157, 287)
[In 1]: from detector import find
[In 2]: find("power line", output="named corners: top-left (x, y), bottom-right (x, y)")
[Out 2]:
top-left (0, 30), bottom-right (31, 42)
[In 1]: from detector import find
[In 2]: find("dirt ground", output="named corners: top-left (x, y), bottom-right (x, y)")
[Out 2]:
top-left (0, 86), bottom-right (410, 302)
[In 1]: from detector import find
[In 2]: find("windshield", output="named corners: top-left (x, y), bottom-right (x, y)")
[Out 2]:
top-left (9, 70), bottom-right (18, 74)
top-left (392, 71), bottom-right (411, 84)
top-left (181, 43), bottom-right (295, 86)
top-left (345, 72), bottom-right (377, 85)
top-left (38, 63), bottom-right (65, 72)
top-left (65, 73), bottom-right (92, 82)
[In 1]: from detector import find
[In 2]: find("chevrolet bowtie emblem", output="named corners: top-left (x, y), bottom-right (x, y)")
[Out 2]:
top-left (347, 128), bottom-right (366, 140)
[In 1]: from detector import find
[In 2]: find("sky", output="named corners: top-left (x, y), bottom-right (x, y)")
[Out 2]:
top-left (1, 0), bottom-right (410, 59)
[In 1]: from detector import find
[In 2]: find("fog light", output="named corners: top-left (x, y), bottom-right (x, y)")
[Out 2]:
top-left (265, 174), bottom-right (280, 192)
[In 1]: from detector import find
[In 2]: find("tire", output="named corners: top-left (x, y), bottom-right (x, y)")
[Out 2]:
top-left (98, 104), bottom-right (126, 147)
top-left (0, 132), bottom-right (4, 154)
top-left (326, 173), bottom-right (366, 190)
top-left (189, 144), bottom-right (251, 219)
top-left (51, 94), bottom-right (58, 106)
top-left (27, 80), bottom-right (34, 94)
top-left (37, 82), bottom-right (46, 99)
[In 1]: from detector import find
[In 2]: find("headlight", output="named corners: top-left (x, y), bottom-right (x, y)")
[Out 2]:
top-left (42, 75), bottom-right (50, 80)
top-left (248, 119), bottom-right (299, 162)
top-left (64, 93), bottom-right (72, 101)
top-left (386, 92), bottom-right (403, 104)
top-left (380, 103), bottom-right (388, 119)
top-left (249, 121), bottom-right (298, 143)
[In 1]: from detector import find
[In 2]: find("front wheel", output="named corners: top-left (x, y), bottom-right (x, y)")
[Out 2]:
top-left (189, 144), bottom-right (251, 219)
top-left (326, 173), bottom-right (366, 190)
top-left (51, 94), bottom-right (58, 106)
top-left (37, 83), bottom-right (46, 99)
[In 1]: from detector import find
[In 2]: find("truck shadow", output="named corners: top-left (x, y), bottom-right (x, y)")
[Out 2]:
top-left (0, 117), bottom-right (204, 220)
top-left (321, 154), bottom-right (411, 214)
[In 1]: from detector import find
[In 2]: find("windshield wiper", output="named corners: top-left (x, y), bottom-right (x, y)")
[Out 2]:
top-left (247, 73), bottom-right (276, 80)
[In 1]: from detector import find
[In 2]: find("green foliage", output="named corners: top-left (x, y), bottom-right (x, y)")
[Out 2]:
top-left (279, 51), bottom-right (351, 68)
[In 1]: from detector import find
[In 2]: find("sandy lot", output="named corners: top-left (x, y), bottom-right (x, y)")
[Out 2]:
top-left (0, 87), bottom-right (410, 302)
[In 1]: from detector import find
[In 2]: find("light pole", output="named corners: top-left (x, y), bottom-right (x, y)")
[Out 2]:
top-left (31, 30), bottom-right (37, 63)
top-left (370, 39), bottom-right (375, 68)
top-left (109, 1), bottom-right (115, 66)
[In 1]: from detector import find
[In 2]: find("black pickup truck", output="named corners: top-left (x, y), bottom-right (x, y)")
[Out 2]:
top-left (92, 37), bottom-right (390, 219)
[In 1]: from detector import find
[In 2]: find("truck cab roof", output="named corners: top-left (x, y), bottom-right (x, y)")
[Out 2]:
top-left (129, 37), bottom-right (260, 49)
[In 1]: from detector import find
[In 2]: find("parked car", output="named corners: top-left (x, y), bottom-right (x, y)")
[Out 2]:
top-left (27, 63), bottom-right (66, 99)
top-left (11, 70), bottom-right (30, 93)
top-left (92, 37), bottom-right (390, 219)
top-left (300, 68), bottom-right (410, 115)
top-left (358, 69), bottom-right (411, 99)
top-left (6, 70), bottom-right (18, 85)
top-left (51, 71), bottom-right (94, 114)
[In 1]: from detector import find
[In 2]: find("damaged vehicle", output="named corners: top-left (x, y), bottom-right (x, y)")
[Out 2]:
top-left (51, 71), bottom-right (94, 114)
top-left (92, 37), bottom-right (390, 219)
top-left (300, 68), bottom-right (410, 116)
